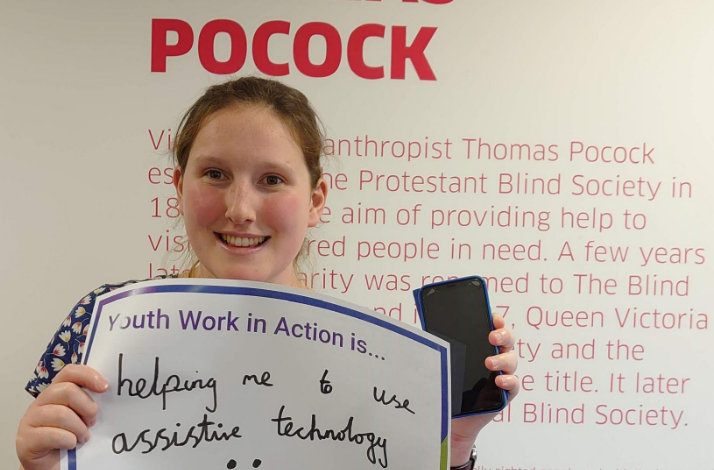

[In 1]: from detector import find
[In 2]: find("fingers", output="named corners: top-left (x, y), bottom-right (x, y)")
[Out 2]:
top-left (488, 314), bottom-right (519, 399)
top-left (16, 365), bottom-right (104, 465)
top-left (52, 364), bottom-right (109, 394)
top-left (496, 374), bottom-right (520, 402)
top-left (490, 314), bottom-right (515, 355)
top-left (35, 382), bottom-right (100, 427)
top-left (34, 365), bottom-right (106, 431)
top-left (485, 317), bottom-right (520, 402)
top-left (485, 351), bottom-right (518, 375)
top-left (491, 313), bottom-right (505, 330)
top-left (489, 327), bottom-right (515, 352)
top-left (25, 404), bottom-right (92, 444)
top-left (19, 424), bottom-right (83, 454)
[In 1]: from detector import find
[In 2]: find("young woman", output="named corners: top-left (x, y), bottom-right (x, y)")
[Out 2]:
top-left (16, 77), bottom-right (520, 470)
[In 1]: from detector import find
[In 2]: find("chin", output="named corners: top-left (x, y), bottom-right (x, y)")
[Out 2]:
top-left (218, 268), bottom-right (265, 282)
top-left (217, 266), bottom-right (290, 285)
top-left (198, 255), bottom-right (294, 285)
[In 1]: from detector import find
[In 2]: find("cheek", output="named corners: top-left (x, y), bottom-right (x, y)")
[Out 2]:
top-left (269, 194), bottom-right (310, 230)
top-left (184, 185), bottom-right (226, 227)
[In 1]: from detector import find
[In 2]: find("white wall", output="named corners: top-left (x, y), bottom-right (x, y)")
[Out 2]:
top-left (2, 1), bottom-right (712, 468)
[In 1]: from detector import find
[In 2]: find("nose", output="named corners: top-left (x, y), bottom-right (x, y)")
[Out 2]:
top-left (225, 181), bottom-right (257, 225)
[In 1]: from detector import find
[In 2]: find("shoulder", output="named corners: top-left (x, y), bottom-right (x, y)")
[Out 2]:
top-left (72, 276), bottom-right (171, 313)
top-left (25, 275), bottom-right (176, 397)
top-left (65, 275), bottom-right (173, 326)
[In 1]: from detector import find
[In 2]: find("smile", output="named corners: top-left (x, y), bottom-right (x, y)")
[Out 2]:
top-left (218, 233), bottom-right (269, 248)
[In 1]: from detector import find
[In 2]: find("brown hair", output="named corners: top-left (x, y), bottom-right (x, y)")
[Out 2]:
top-left (174, 77), bottom-right (324, 186)
top-left (172, 77), bottom-right (325, 278)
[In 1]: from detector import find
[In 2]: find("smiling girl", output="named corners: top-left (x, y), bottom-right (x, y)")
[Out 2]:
top-left (16, 77), bottom-right (519, 470)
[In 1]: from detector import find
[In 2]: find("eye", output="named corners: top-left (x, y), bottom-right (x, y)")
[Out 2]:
top-left (263, 175), bottom-right (284, 186)
top-left (205, 169), bottom-right (224, 180)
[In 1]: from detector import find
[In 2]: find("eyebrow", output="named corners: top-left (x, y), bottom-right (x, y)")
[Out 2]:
top-left (192, 154), bottom-right (297, 172)
top-left (260, 159), bottom-right (297, 173)
top-left (191, 154), bottom-right (225, 165)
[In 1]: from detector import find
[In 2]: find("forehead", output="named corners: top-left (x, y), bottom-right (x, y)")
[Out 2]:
top-left (191, 104), bottom-right (303, 159)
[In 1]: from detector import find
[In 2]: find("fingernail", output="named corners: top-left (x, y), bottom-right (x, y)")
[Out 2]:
top-left (500, 375), bottom-right (512, 386)
top-left (489, 357), bottom-right (500, 369)
top-left (99, 380), bottom-right (109, 391)
top-left (83, 432), bottom-right (91, 444)
top-left (493, 331), bottom-right (503, 343)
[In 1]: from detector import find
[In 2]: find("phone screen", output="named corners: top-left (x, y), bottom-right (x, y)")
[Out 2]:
top-left (419, 278), bottom-right (505, 416)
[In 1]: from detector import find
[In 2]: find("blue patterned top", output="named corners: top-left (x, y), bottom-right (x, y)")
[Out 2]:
top-left (25, 276), bottom-right (174, 397)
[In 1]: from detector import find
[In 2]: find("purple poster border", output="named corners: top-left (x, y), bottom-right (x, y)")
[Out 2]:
top-left (69, 283), bottom-right (449, 469)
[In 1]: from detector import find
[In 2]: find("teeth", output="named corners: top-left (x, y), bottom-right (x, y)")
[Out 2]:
top-left (221, 234), bottom-right (266, 247)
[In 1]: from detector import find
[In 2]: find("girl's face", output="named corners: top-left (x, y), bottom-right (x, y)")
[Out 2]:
top-left (174, 104), bottom-right (326, 287)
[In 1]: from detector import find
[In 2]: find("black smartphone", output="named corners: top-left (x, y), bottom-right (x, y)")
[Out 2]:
top-left (413, 275), bottom-right (507, 418)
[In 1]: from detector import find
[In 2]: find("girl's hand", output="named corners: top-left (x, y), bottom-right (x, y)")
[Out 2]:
top-left (16, 365), bottom-right (108, 470)
top-left (450, 314), bottom-right (520, 466)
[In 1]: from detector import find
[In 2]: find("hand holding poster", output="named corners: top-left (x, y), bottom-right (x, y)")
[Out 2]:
top-left (62, 279), bottom-right (450, 470)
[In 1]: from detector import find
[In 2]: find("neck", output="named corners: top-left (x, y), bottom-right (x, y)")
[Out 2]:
top-left (186, 263), bottom-right (311, 291)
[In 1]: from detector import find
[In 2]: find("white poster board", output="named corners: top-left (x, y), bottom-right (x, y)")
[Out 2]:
top-left (61, 279), bottom-right (450, 470)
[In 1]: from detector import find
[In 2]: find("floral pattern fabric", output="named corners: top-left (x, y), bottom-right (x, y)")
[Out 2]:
top-left (25, 277), bottom-right (171, 398)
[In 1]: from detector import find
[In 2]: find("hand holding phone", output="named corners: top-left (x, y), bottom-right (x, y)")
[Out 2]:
top-left (414, 276), bottom-right (508, 418)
